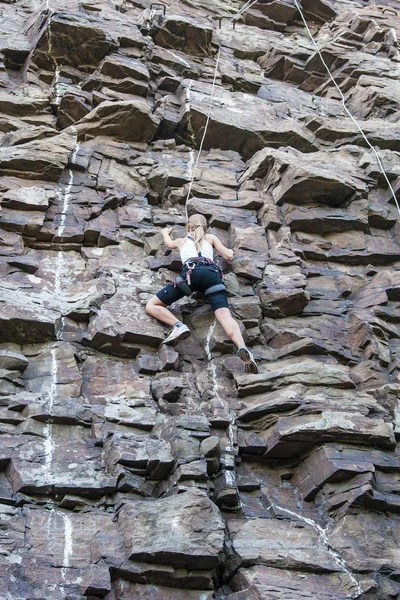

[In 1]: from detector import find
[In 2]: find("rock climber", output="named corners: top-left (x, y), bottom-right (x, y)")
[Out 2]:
top-left (146, 213), bottom-right (258, 374)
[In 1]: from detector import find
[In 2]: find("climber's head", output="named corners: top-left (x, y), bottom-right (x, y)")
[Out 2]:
top-left (187, 213), bottom-right (208, 253)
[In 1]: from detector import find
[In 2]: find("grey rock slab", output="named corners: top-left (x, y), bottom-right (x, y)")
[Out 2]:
top-left (0, 132), bottom-right (77, 181)
top-left (104, 431), bottom-right (173, 479)
top-left (118, 488), bottom-right (225, 568)
top-left (99, 54), bottom-right (150, 81)
top-left (226, 517), bottom-right (341, 575)
top-left (259, 411), bottom-right (395, 458)
top-left (230, 565), bottom-right (361, 600)
top-left (0, 229), bottom-right (24, 256)
top-left (236, 358), bottom-right (355, 397)
top-left (85, 289), bottom-right (165, 354)
top-left (0, 283), bottom-right (61, 344)
top-left (113, 580), bottom-right (214, 599)
top-left (151, 376), bottom-right (185, 402)
top-left (81, 355), bottom-right (152, 403)
top-left (293, 444), bottom-right (376, 501)
top-left (153, 15), bottom-right (213, 57)
top-left (0, 350), bottom-right (28, 372)
top-left (75, 99), bottom-right (159, 143)
top-left (7, 424), bottom-right (117, 495)
top-left (1, 183), bottom-right (55, 212)
top-left (0, 90), bottom-right (51, 118)
top-left (238, 394), bottom-right (302, 423)
top-left (328, 511), bottom-right (400, 573)
top-left (283, 201), bottom-right (369, 234)
top-left (239, 146), bottom-right (368, 206)
top-left (172, 80), bottom-right (318, 160)
top-left (29, 11), bottom-right (118, 71)
top-left (300, 0), bottom-right (338, 23)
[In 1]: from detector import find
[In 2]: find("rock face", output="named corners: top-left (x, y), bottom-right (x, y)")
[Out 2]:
top-left (0, 0), bottom-right (400, 599)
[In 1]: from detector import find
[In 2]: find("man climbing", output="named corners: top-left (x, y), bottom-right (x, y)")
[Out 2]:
top-left (146, 213), bottom-right (258, 374)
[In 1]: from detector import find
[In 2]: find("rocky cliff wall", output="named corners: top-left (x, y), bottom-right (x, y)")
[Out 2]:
top-left (0, 0), bottom-right (400, 598)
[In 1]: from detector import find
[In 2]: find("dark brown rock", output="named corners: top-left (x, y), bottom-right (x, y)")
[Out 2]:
top-left (153, 15), bottom-right (213, 57)
top-left (0, 132), bottom-right (76, 181)
top-left (75, 99), bottom-right (160, 142)
top-left (118, 488), bottom-right (225, 568)
top-left (240, 146), bottom-right (368, 206)
top-left (29, 11), bottom-right (118, 71)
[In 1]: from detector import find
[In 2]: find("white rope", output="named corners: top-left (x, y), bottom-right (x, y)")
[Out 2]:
top-left (183, 0), bottom-right (261, 220)
top-left (184, 46), bottom-right (221, 219)
top-left (293, 0), bottom-right (400, 214)
top-left (234, 0), bottom-right (259, 18)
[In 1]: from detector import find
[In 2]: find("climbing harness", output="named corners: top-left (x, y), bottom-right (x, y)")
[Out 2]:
top-left (173, 255), bottom-right (226, 297)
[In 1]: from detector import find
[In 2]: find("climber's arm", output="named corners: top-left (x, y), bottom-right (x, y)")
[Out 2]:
top-left (162, 227), bottom-right (184, 250)
top-left (208, 234), bottom-right (234, 261)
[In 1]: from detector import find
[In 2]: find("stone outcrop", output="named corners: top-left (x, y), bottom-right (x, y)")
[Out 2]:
top-left (0, 0), bottom-right (400, 598)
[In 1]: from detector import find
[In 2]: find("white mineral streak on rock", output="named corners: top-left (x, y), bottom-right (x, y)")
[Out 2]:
top-left (43, 345), bottom-right (58, 474)
top-left (43, 423), bottom-right (55, 476)
top-left (54, 66), bottom-right (62, 105)
top-left (58, 170), bottom-right (74, 237)
top-left (225, 470), bottom-right (235, 486)
top-left (71, 142), bottom-right (80, 165)
top-left (60, 513), bottom-right (73, 580)
top-left (226, 416), bottom-right (235, 454)
top-left (49, 346), bottom-right (58, 412)
top-left (205, 319), bottom-right (222, 402)
top-left (172, 52), bottom-right (191, 68)
top-left (205, 318), bottom-right (216, 363)
top-left (184, 80), bottom-right (197, 146)
top-left (273, 504), bottom-right (362, 598)
top-left (57, 131), bottom-right (79, 238)
top-left (187, 148), bottom-right (195, 182)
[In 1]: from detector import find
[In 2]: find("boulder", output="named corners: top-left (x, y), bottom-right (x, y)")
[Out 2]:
top-left (236, 358), bottom-right (355, 397)
top-left (85, 290), bottom-right (165, 355)
top-left (227, 518), bottom-right (343, 575)
top-left (104, 431), bottom-right (173, 479)
top-left (29, 11), bottom-right (118, 71)
top-left (171, 81), bottom-right (318, 160)
top-left (153, 15), bottom-right (213, 57)
top-left (0, 132), bottom-right (76, 181)
top-left (118, 488), bottom-right (225, 568)
top-left (229, 566), bottom-right (361, 600)
top-left (239, 147), bottom-right (368, 206)
top-left (75, 99), bottom-right (160, 142)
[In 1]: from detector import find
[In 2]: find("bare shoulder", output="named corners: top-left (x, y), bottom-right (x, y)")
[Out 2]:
top-left (205, 233), bottom-right (216, 245)
top-left (174, 236), bottom-right (187, 249)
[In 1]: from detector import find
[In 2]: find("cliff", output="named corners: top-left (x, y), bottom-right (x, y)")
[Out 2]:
top-left (0, 0), bottom-right (400, 598)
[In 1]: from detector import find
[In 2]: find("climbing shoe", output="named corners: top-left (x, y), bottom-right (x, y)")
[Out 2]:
top-left (162, 322), bottom-right (190, 346)
top-left (237, 345), bottom-right (258, 374)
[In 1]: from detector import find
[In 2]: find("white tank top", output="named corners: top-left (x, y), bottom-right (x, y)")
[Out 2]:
top-left (180, 237), bottom-right (214, 263)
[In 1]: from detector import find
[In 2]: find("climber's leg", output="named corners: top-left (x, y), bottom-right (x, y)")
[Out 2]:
top-left (146, 292), bottom-right (190, 346)
top-left (214, 307), bottom-right (258, 374)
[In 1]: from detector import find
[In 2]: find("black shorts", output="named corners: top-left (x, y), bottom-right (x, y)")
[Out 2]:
top-left (156, 263), bottom-right (229, 312)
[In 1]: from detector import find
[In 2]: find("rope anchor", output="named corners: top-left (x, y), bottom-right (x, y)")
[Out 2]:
top-left (150, 2), bottom-right (166, 15)
top-left (219, 16), bottom-right (237, 29)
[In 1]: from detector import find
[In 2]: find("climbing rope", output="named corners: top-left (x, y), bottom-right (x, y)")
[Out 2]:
top-left (234, 0), bottom-right (259, 18)
top-left (184, 0), bottom-right (399, 221)
top-left (184, 46), bottom-right (221, 220)
top-left (184, 0), bottom-right (262, 220)
top-left (292, 0), bottom-right (400, 214)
